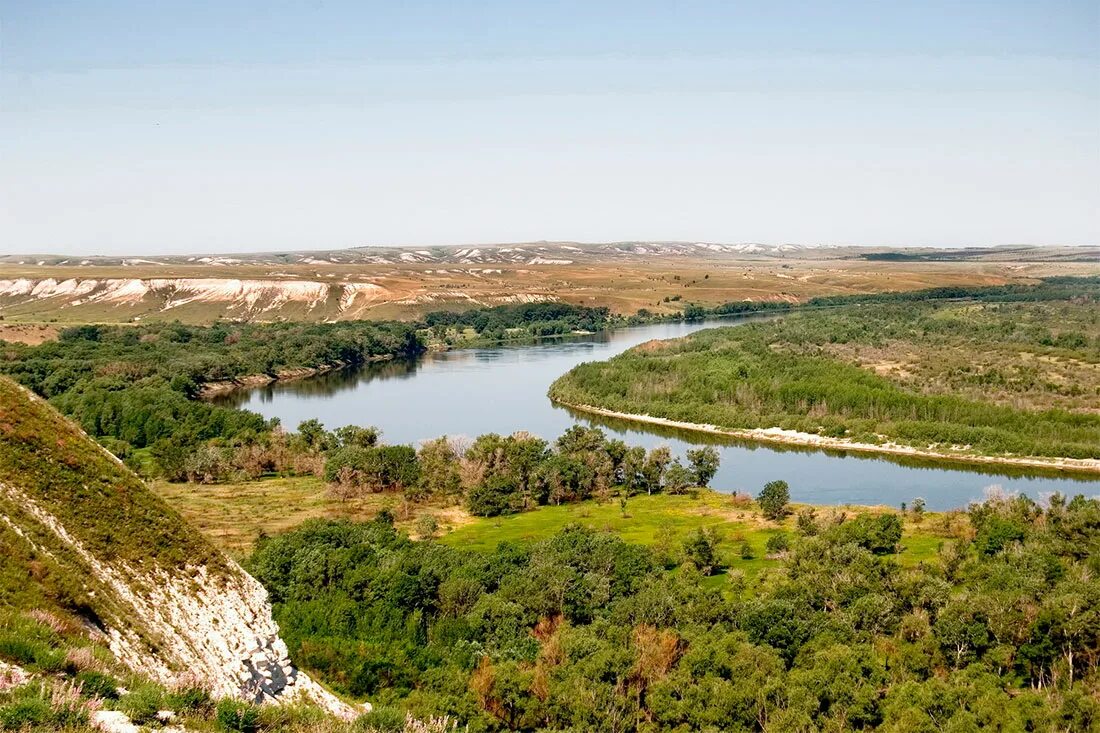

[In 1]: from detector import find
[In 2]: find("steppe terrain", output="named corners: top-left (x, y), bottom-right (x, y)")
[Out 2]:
top-left (1, 242), bottom-right (1096, 326)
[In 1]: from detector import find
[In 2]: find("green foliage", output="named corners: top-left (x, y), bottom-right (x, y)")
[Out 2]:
top-left (662, 460), bottom-right (693, 494)
top-left (249, 491), bottom-right (1100, 730)
top-left (549, 284), bottom-right (1100, 461)
top-left (118, 683), bottom-right (165, 725)
top-left (355, 706), bottom-right (406, 732)
top-left (466, 475), bottom-right (522, 517)
top-left (164, 685), bottom-right (213, 714)
top-left (685, 446), bottom-right (719, 487)
top-left (757, 480), bottom-right (790, 521)
top-left (833, 514), bottom-right (903, 555)
top-left (682, 527), bottom-right (720, 573)
top-left (424, 303), bottom-right (612, 339)
top-left (765, 532), bottom-right (790, 555)
top-left (216, 698), bottom-right (261, 733)
top-left (974, 515), bottom-right (1026, 557)
top-left (325, 445), bottom-right (420, 492)
top-left (0, 320), bottom-right (424, 451)
top-left (74, 670), bottom-right (119, 700)
top-left (0, 683), bottom-right (88, 731)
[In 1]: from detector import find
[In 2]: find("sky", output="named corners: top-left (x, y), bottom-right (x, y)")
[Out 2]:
top-left (1, 1), bottom-right (1098, 256)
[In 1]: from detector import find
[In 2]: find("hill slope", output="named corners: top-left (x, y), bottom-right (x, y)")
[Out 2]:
top-left (0, 377), bottom-right (349, 713)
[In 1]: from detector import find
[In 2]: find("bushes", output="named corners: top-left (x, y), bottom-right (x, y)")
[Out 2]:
top-left (325, 445), bottom-right (420, 495)
top-left (216, 698), bottom-right (260, 732)
top-left (246, 492), bottom-right (1100, 730)
top-left (0, 683), bottom-right (89, 731)
top-left (74, 670), bottom-right (118, 700)
top-left (549, 292), bottom-right (1100, 460)
top-left (356, 706), bottom-right (406, 732)
top-left (833, 514), bottom-right (903, 555)
top-left (118, 683), bottom-right (165, 725)
top-left (466, 476), bottom-right (522, 517)
top-left (424, 303), bottom-right (612, 338)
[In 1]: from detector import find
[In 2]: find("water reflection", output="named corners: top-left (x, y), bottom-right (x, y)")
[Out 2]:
top-left (559, 404), bottom-right (1099, 482)
top-left (214, 318), bottom-right (1100, 510)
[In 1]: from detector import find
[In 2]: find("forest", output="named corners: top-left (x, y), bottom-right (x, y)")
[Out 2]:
top-left (423, 303), bottom-right (614, 341)
top-left (0, 320), bottom-right (422, 446)
top-left (248, 490), bottom-right (1100, 731)
top-left (550, 285), bottom-right (1100, 462)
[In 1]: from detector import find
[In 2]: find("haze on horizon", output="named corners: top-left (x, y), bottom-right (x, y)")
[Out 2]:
top-left (1, 1), bottom-right (1098, 257)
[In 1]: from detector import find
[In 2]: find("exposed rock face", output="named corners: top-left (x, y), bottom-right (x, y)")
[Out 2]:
top-left (0, 380), bottom-right (358, 717)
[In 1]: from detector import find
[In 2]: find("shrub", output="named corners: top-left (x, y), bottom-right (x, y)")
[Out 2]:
top-left (466, 476), bottom-right (521, 517)
top-left (118, 684), bottom-right (164, 725)
top-left (974, 516), bottom-right (1026, 557)
top-left (356, 705), bottom-right (407, 732)
top-left (75, 670), bottom-right (118, 700)
top-left (165, 685), bottom-right (211, 714)
top-left (796, 508), bottom-right (819, 536)
top-left (0, 682), bottom-right (89, 730)
top-left (0, 695), bottom-right (51, 730)
top-left (683, 527), bottom-right (720, 574)
top-left (765, 533), bottom-right (791, 555)
top-left (216, 698), bottom-right (261, 733)
top-left (835, 514), bottom-right (903, 555)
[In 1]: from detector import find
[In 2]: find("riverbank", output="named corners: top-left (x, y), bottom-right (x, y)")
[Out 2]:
top-left (556, 401), bottom-right (1100, 475)
top-left (198, 357), bottom-right (392, 397)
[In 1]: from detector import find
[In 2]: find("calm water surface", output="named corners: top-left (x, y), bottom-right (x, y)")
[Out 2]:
top-left (216, 318), bottom-right (1099, 510)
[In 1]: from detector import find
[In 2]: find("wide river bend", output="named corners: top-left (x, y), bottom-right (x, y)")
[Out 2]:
top-left (214, 318), bottom-right (1099, 510)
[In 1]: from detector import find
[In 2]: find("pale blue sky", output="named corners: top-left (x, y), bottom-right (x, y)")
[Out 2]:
top-left (1, 1), bottom-right (1097, 255)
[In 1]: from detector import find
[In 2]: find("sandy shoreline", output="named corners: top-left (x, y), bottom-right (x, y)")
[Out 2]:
top-left (557, 401), bottom-right (1100, 475)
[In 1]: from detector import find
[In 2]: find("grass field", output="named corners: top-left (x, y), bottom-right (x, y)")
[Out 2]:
top-left (439, 491), bottom-right (945, 582)
top-left (151, 475), bottom-right (471, 558)
top-left (152, 476), bottom-right (947, 577)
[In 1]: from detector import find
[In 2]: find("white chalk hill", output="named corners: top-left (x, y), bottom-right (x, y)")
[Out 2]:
top-left (0, 377), bottom-right (356, 717)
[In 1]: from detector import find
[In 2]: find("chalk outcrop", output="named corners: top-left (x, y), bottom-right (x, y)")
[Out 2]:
top-left (0, 378), bottom-right (357, 717)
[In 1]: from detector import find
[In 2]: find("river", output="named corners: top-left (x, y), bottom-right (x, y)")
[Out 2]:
top-left (214, 317), bottom-right (1099, 510)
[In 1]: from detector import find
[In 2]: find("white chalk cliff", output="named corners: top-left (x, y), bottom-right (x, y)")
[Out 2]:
top-left (0, 381), bottom-right (358, 717)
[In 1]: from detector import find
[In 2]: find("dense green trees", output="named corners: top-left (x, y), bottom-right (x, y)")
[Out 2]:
top-left (423, 303), bottom-right (613, 341)
top-left (549, 291), bottom-right (1100, 460)
top-left (250, 491), bottom-right (1100, 731)
top-left (0, 320), bottom-right (424, 454)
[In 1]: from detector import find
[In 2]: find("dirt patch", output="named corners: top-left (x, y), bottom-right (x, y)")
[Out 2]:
top-left (0, 323), bottom-right (59, 345)
top-left (635, 339), bottom-right (677, 353)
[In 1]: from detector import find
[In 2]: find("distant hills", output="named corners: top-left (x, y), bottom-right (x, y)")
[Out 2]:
top-left (3, 242), bottom-right (1093, 268)
top-left (0, 242), bottom-right (1095, 325)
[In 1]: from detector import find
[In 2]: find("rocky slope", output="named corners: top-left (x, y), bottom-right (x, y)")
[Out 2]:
top-left (0, 377), bottom-right (355, 716)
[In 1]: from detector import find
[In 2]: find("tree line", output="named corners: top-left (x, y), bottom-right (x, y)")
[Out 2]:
top-left (423, 303), bottom-right (614, 343)
top-left (0, 320), bottom-right (424, 459)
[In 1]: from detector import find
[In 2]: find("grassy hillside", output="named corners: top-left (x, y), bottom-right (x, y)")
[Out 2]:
top-left (0, 378), bottom-right (225, 573)
top-left (550, 296), bottom-right (1100, 462)
top-left (0, 377), bottom-right (401, 731)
